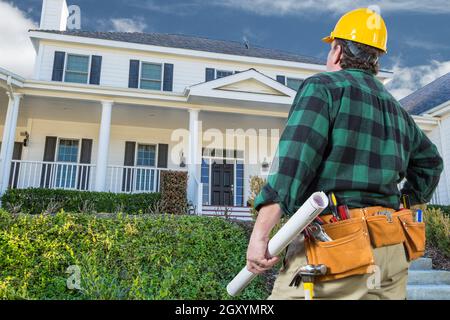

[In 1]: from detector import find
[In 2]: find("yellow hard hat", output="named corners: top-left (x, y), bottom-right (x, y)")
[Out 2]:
top-left (322, 8), bottom-right (388, 53)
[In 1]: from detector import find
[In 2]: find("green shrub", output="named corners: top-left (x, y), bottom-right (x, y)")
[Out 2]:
top-left (1, 188), bottom-right (161, 215)
top-left (424, 207), bottom-right (450, 258)
top-left (429, 205), bottom-right (450, 217)
top-left (247, 175), bottom-right (266, 220)
top-left (160, 171), bottom-right (188, 215)
top-left (0, 210), bottom-right (268, 300)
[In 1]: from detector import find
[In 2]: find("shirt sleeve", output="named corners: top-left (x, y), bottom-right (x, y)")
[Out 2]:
top-left (401, 119), bottom-right (443, 205)
top-left (254, 77), bottom-right (331, 216)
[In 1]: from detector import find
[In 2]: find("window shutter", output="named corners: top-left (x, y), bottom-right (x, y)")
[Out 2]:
top-left (77, 139), bottom-right (93, 190)
top-left (163, 63), bottom-right (174, 92)
top-left (205, 68), bottom-right (215, 82)
top-left (128, 60), bottom-right (140, 88)
top-left (276, 75), bottom-right (286, 85)
top-left (89, 55), bottom-right (102, 85)
top-left (40, 136), bottom-right (57, 188)
top-left (9, 142), bottom-right (23, 188)
top-left (52, 51), bottom-right (65, 81)
top-left (157, 144), bottom-right (169, 168)
top-left (122, 141), bottom-right (136, 192)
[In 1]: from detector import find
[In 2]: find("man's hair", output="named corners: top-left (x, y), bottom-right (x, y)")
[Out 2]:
top-left (334, 38), bottom-right (384, 75)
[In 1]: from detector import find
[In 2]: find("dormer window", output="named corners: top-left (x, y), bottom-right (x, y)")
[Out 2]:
top-left (64, 54), bottom-right (90, 84)
top-left (140, 62), bottom-right (162, 90)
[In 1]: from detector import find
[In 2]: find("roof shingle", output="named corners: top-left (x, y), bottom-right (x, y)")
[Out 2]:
top-left (400, 72), bottom-right (450, 115)
top-left (32, 30), bottom-right (326, 66)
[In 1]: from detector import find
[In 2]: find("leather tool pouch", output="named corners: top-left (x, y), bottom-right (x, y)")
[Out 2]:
top-left (397, 210), bottom-right (426, 262)
top-left (304, 217), bottom-right (374, 282)
top-left (365, 212), bottom-right (405, 248)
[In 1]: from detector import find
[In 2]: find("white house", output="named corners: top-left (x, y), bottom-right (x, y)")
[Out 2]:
top-left (0, 0), bottom-right (448, 220)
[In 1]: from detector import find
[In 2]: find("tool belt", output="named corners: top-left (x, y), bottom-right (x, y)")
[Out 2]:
top-left (304, 206), bottom-right (425, 282)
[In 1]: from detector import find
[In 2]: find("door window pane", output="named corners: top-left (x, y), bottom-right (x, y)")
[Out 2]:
top-left (65, 55), bottom-right (89, 84)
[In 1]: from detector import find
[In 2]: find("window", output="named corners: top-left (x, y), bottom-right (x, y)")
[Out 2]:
top-left (136, 144), bottom-right (156, 191)
top-left (56, 139), bottom-right (79, 188)
top-left (140, 63), bottom-right (162, 90)
top-left (216, 70), bottom-right (233, 79)
top-left (286, 77), bottom-right (303, 91)
top-left (65, 54), bottom-right (90, 84)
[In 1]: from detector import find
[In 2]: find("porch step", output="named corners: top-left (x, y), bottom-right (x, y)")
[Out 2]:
top-left (201, 206), bottom-right (253, 221)
top-left (406, 258), bottom-right (450, 300)
top-left (409, 258), bottom-right (433, 270)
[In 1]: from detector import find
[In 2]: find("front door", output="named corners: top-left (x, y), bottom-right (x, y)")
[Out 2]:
top-left (211, 162), bottom-right (234, 206)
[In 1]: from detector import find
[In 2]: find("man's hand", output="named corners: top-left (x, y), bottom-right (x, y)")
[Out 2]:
top-left (246, 237), bottom-right (279, 274)
top-left (246, 203), bottom-right (282, 274)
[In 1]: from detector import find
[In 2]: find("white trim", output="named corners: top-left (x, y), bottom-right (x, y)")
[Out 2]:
top-left (424, 100), bottom-right (450, 117)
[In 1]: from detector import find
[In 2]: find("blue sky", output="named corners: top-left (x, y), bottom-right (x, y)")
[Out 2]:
top-left (2, 0), bottom-right (450, 98)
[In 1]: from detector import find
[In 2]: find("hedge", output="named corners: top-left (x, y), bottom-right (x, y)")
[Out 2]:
top-left (160, 171), bottom-right (188, 215)
top-left (0, 210), bottom-right (268, 299)
top-left (1, 188), bottom-right (161, 215)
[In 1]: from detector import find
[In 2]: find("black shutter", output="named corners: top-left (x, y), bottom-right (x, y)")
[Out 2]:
top-left (77, 139), bottom-right (93, 190)
top-left (205, 68), bottom-right (215, 82)
top-left (40, 136), bottom-right (57, 188)
top-left (52, 51), bottom-right (65, 81)
top-left (128, 60), bottom-right (140, 88)
top-left (163, 63), bottom-right (174, 92)
top-left (157, 144), bottom-right (168, 168)
top-left (89, 55), bottom-right (102, 85)
top-left (9, 142), bottom-right (23, 189)
top-left (122, 141), bottom-right (136, 192)
top-left (276, 75), bottom-right (286, 85)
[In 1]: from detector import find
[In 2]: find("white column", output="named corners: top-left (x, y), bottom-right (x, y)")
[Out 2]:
top-left (187, 109), bottom-right (201, 206)
top-left (94, 100), bottom-right (113, 192)
top-left (0, 93), bottom-right (22, 194)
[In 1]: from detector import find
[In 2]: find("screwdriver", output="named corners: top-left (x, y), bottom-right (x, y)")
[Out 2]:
top-left (328, 192), bottom-right (340, 221)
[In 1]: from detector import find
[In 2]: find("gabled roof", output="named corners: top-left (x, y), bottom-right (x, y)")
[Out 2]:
top-left (186, 68), bottom-right (296, 110)
top-left (400, 72), bottom-right (450, 115)
top-left (32, 30), bottom-right (326, 66)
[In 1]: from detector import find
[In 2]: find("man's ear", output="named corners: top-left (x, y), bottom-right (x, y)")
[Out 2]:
top-left (332, 44), bottom-right (342, 65)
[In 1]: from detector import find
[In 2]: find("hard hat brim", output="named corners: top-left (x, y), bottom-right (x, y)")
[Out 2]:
top-left (322, 36), bottom-right (333, 44)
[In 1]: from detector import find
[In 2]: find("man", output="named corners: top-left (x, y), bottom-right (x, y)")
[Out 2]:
top-left (247, 8), bottom-right (443, 299)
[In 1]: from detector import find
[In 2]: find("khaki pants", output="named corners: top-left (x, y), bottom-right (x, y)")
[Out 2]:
top-left (268, 235), bottom-right (410, 300)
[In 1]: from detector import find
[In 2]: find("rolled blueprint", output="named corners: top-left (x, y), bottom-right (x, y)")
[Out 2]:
top-left (226, 191), bottom-right (329, 297)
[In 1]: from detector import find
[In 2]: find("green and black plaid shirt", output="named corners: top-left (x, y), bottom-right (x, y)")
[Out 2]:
top-left (255, 68), bottom-right (443, 216)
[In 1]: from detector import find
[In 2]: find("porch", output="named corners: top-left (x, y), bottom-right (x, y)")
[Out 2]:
top-left (0, 69), bottom-right (291, 215)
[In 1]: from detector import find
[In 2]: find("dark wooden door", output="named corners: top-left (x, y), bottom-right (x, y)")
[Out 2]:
top-left (211, 162), bottom-right (234, 206)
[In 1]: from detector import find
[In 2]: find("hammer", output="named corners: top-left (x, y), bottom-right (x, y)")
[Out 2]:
top-left (292, 264), bottom-right (327, 300)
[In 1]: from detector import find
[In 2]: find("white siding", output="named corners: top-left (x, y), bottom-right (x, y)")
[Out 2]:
top-left (428, 115), bottom-right (450, 205)
top-left (36, 42), bottom-right (319, 92)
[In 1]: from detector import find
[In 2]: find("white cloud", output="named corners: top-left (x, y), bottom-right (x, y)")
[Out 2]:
top-left (0, 1), bottom-right (37, 78)
top-left (111, 18), bottom-right (147, 32)
top-left (213, 0), bottom-right (450, 15)
top-left (386, 60), bottom-right (450, 99)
